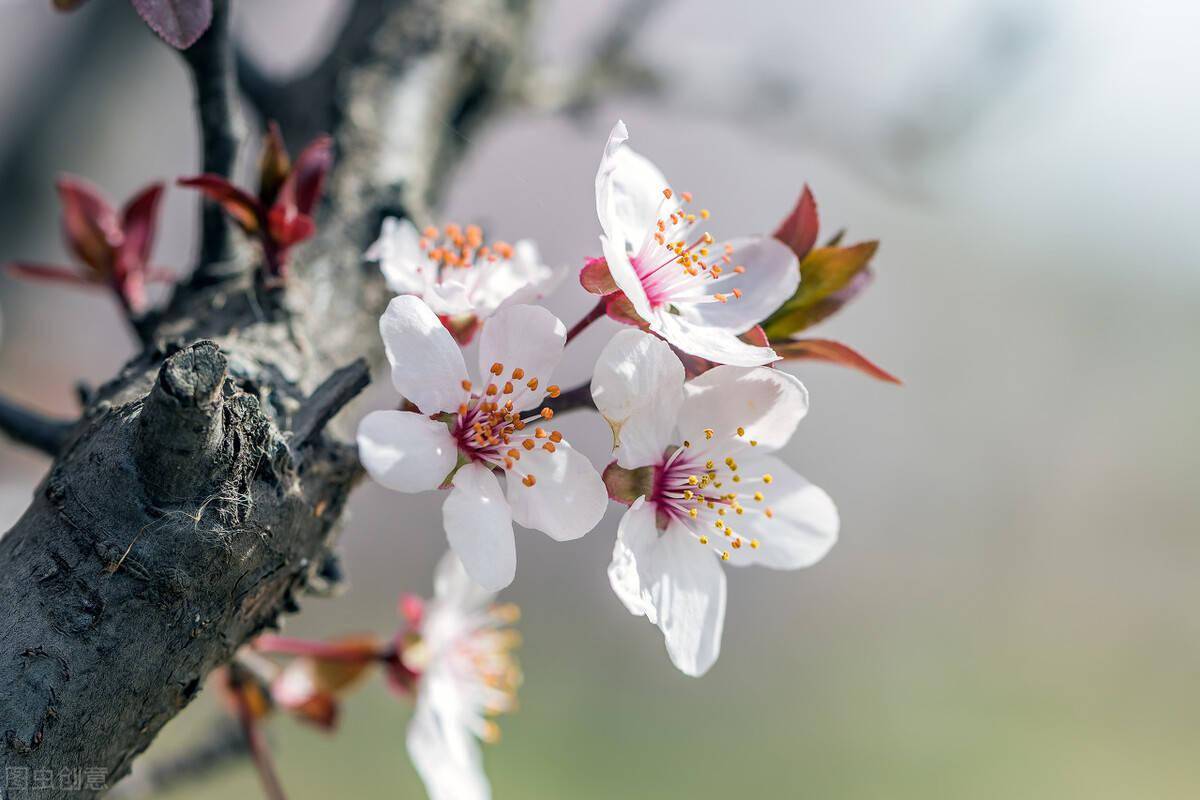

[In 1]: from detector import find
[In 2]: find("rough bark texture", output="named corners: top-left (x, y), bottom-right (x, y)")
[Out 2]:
top-left (0, 0), bottom-right (530, 795)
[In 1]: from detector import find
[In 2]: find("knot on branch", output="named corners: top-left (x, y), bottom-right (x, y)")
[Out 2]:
top-left (137, 341), bottom-right (229, 503)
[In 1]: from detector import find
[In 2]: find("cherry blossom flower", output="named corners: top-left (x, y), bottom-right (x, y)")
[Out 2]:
top-left (367, 218), bottom-right (563, 344)
top-left (592, 329), bottom-right (839, 676)
top-left (357, 295), bottom-right (608, 589)
top-left (403, 551), bottom-right (521, 800)
top-left (593, 120), bottom-right (800, 367)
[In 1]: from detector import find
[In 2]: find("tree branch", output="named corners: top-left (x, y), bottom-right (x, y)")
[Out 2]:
top-left (181, 0), bottom-right (244, 278)
top-left (0, 396), bottom-right (73, 456)
top-left (0, 1), bottom-right (533, 796)
top-left (544, 382), bottom-right (595, 417)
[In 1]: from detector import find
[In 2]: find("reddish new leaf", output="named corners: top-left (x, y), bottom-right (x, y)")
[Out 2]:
top-left (5, 262), bottom-right (92, 286)
top-left (773, 185), bottom-right (820, 262)
top-left (178, 174), bottom-right (263, 234)
top-left (52, 0), bottom-right (90, 11)
top-left (118, 182), bottom-right (165, 275)
top-left (580, 257), bottom-right (619, 295)
top-left (258, 122), bottom-right (291, 209)
top-left (605, 292), bottom-right (648, 328)
top-left (281, 135), bottom-right (333, 217)
top-left (267, 206), bottom-right (316, 250)
top-left (773, 338), bottom-right (901, 384)
top-left (761, 241), bottom-right (878, 339)
top-left (56, 176), bottom-right (120, 277)
top-left (131, 0), bottom-right (213, 50)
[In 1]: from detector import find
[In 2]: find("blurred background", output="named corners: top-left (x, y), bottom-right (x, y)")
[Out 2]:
top-left (2, 0), bottom-right (1199, 797)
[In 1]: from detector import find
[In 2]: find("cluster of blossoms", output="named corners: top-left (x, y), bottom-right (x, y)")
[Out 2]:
top-left (336, 120), bottom-right (889, 799)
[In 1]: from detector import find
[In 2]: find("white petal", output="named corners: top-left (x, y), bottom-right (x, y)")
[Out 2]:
top-left (591, 329), bottom-right (684, 469)
top-left (595, 120), bottom-right (679, 252)
top-left (407, 675), bottom-right (491, 800)
top-left (506, 443), bottom-right (607, 541)
top-left (433, 550), bottom-right (495, 614)
top-left (423, 278), bottom-right (475, 317)
top-left (443, 463), bottom-right (516, 591)
top-left (357, 410), bottom-right (458, 493)
top-left (608, 509), bottom-right (726, 677)
top-left (367, 217), bottom-right (427, 295)
top-left (686, 237), bottom-right (799, 332)
top-left (727, 455), bottom-right (839, 570)
top-left (476, 239), bottom-right (562, 315)
top-left (600, 234), bottom-right (653, 322)
top-left (652, 310), bottom-right (779, 367)
top-left (476, 303), bottom-right (565, 411)
top-left (380, 295), bottom-right (470, 414)
top-left (678, 365), bottom-right (808, 453)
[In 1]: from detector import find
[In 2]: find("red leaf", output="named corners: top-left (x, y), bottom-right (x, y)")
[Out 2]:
top-left (130, 0), bottom-right (214, 50)
top-left (281, 135), bottom-right (333, 218)
top-left (773, 185), bottom-right (819, 262)
top-left (5, 262), bottom-right (92, 286)
top-left (53, 0), bottom-right (90, 11)
top-left (580, 257), bottom-right (619, 295)
top-left (178, 174), bottom-right (263, 233)
top-left (56, 175), bottom-right (120, 277)
top-left (267, 205), bottom-right (316, 250)
top-left (604, 292), bottom-right (649, 328)
top-left (258, 121), bottom-right (291, 209)
top-left (118, 182), bottom-right (164, 276)
top-left (773, 338), bottom-right (901, 384)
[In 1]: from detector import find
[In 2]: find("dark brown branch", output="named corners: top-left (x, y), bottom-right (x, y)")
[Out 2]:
top-left (0, 396), bottom-right (73, 456)
top-left (289, 359), bottom-right (370, 451)
top-left (181, 0), bottom-right (244, 278)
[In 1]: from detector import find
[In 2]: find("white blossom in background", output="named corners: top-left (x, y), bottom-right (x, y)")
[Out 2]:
top-left (367, 218), bottom-right (563, 341)
top-left (405, 551), bottom-right (522, 800)
top-left (594, 120), bottom-right (800, 367)
top-left (592, 329), bottom-right (839, 676)
top-left (357, 295), bottom-right (608, 590)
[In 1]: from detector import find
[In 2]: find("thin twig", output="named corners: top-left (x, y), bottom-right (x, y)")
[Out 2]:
top-left (289, 358), bottom-right (371, 450)
top-left (181, 0), bottom-right (244, 277)
top-left (0, 396), bottom-right (73, 456)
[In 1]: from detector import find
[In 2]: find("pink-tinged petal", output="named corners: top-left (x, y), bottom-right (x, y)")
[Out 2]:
top-left (600, 234), bottom-right (653, 321)
top-left (773, 185), bottom-right (820, 262)
top-left (357, 410), bottom-right (458, 493)
top-left (178, 175), bottom-right (263, 233)
top-left (4, 262), bottom-right (92, 286)
top-left (379, 295), bottom-right (470, 414)
top-left (725, 455), bottom-right (838, 570)
top-left (505, 443), bottom-right (607, 541)
top-left (476, 303), bottom-right (565, 412)
top-left (678, 366), bottom-right (808, 454)
top-left (407, 672), bottom-right (491, 800)
top-left (591, 330), bottom-right (684, 469)
top-left (653, 311), bottom-right (778, 367)
top-left (56, 175), bottom-right (120, 276)
top-left (443, 463), bottom-right (516, 591)
top-left (686, 237), bottom-right (799, 333)
top-left (595, 120), bottom-right (678, 252)
top-left (608, 504), bottom-right (726, 677)
top-left (367, 217), bottom-right (427, 295)
top-left (118, 182), bottom-right (165, 275)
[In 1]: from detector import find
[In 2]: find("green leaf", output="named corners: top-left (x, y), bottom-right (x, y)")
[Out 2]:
top-left (761, 241), bottom-right (878, 338)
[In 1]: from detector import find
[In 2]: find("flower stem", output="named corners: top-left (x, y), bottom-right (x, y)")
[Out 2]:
top-left (565, 298), bottom-right (607, 345)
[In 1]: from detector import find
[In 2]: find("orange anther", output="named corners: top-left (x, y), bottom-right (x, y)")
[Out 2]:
top-left (549, 431), bottom-right (563, 443)
top-left (490, 362), bottom-right (504, 375)
top-left (511, 367), bottom-right (525, 380)
top-left (522, 439), bottom-right (535, 450)
top-left (547, 385), bottom-right (560, 398)
top-left (542, 442), bottom-right (556, 453)
top-left (540, 408), bottom-right (554, 420)
top-left (522, 474), bottom-right (537, 487)
top-left (526, 378), bottom-right (538, 391)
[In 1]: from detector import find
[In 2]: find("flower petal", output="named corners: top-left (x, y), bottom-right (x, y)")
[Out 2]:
top-left (473, 239), bottom-right (561, 316)
top-left (476, 303), bottom-right (565, 412)
top-left (357, 410), bottom-right (458, 493)
top-left (592, 329), bottom-right (684, 469)
top-left (443, 463), bottom-right (516, 591)
top-left (677, 365), bottom-right (808, 453)
top-left (609, 506), bottom-right (727, 677)
top-left (505, 443), bottom-right (607, 541)
top-left (600, 234), bottom-right (653, 322)
top-left (407, 673), bottom-right (491, 800)
top-left (686, 237), bottom-right (799, 332)
top-left (432, 550), bottom-right (495, 615)
top-left (595, 120), bottom-right (678, 253)
top-left (726, 455), bottom-right (839, 570)
top-left (367, 217), bottom-right (427, 295)
top-left (380, 295), bottom-right (470, 414)
top-left (652, 311), bottom-right (779, 367)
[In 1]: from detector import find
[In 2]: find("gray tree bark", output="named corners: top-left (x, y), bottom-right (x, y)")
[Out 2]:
top-left (0, 0), bottom-right (531, 796)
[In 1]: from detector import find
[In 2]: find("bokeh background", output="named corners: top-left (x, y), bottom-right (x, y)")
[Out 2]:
top-left (2, 0), bottom-right (1199, 798)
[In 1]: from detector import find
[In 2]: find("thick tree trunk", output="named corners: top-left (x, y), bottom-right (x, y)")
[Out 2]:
top-left (0, 1), bottom-right (530, 795)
